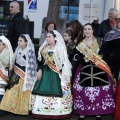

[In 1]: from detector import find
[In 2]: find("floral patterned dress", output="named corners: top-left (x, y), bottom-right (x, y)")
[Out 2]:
top-left (0, 48), bottom-right (30, 115)
top-left (32, 45), bottom-right (72, 119)
top-left (72, 39), bottom-right (115, 116)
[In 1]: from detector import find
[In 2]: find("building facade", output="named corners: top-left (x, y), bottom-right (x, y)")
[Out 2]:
top-left (0, 0), bottom-right (115, 38)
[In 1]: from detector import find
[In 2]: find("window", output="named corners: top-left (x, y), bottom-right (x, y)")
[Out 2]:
top-left (59, 0), bottom-right (79, 23)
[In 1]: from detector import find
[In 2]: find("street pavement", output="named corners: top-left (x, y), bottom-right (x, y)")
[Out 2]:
top-left (0, 113), bottom-right (114, 120)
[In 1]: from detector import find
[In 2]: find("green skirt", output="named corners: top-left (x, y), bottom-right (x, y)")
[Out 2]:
top-left (32, 65), bottom-right (62, 97)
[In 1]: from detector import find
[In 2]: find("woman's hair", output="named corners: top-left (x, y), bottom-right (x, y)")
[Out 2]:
top-left (65, 29), bottom-right (72, 36)
top-left (69, 20), bottom-right (83, 38)
top-left (47, 31), bottom-right (56, 38)
top-left (45, 21), bottom-right (57, 31)
top-left (19, 34), bottom-right (28, 42)
top-left (68, 20), bottom-right (83, 44)
top-left (84, 23), bottom-right (94, 30)
top-left (0, 40), bottom-right (5, 45)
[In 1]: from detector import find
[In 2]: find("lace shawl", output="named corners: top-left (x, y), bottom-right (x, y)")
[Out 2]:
top-left (38, 30), bottom-right (72, 83)
top-left (13, 34), bottom-right (37, 91)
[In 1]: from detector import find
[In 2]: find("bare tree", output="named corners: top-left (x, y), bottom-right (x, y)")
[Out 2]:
top-left (42, 0), bottom-right (66, 35)
top-left (46, 0), bottom-right (62, 23)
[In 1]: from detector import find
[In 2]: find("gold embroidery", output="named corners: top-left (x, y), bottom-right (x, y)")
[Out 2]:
top-left (40, 45), bottom-right (61, 74)
top-left (77, 38), bottom-right (113, 78)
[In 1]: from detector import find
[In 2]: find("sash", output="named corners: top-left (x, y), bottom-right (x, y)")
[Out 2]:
top-left (14, 65), bottom-right (25, 79)
top-left (40, 49), bottom-right (61, 74)
top-left (77, 41), bottom-right (113, 78)
top-left (0, 70), bottom-right (8, 82)
top-left (47, 61), bottom-right (61, 74)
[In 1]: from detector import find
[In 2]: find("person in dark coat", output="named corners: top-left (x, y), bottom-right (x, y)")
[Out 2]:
top-left (7, 1), bottom-right (25, 52)
top-left (98, 8), bottom-right (118, 66)
top-left (102, 18), bottom-right (120, 82)
top-left (98, 8), bottom-right (118, 39)
top-left (91, 18), bottom-right (100, 37)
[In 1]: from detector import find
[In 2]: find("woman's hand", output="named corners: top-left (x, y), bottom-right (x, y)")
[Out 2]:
top-left (36, 69), bottom-right (42, 80)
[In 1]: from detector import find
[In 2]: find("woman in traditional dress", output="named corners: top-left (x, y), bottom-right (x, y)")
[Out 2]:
top-left (0, 36), bottom-right (13, 115)
top-left (32, 30), bottom-right (72, 119)
top-left (72, 23), bottom-right (115, 120)
top-left (0, 34), bottom-right (36, 115)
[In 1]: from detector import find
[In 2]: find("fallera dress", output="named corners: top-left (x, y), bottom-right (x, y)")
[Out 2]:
top-left (32, 30), bottom-right (72, 119)
top-left (72, 38), bottom-right (115, 116)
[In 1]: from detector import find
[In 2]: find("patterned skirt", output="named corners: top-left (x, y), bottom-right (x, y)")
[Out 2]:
top-left (0, 78), bottom-right (30, 115)
top-left (73, 64), bottom-right (115, 116)
top-left (32, 83), bottom-right (72, 119)
top-left (32, 65), bottom-right (73, 119)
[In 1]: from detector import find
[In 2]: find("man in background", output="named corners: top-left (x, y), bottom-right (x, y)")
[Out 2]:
top-left (98, 8), bottom-right (118, 39)
top-left (98, 8), bottom-right (118, 75)
top-left (7, 1), bottom-right (25, 51)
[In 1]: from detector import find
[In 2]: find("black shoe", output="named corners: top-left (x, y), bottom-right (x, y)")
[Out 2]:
top-left (96, 117), bottom-right (101, 120)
